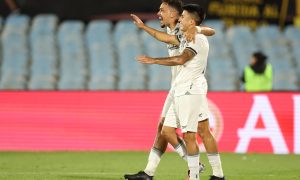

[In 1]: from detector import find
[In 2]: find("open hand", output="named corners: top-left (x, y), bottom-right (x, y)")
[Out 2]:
top-left (130, 14), bottom-right (145, 29)
top-left (136, 55), bottom-right (155, 64)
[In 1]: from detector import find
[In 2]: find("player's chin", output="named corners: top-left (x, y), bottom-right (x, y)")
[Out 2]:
top-left (160, 20), bottom-right (166, 28)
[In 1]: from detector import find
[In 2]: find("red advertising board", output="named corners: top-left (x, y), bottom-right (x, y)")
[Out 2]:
top-left (0, 92), bottom-right (299, 154)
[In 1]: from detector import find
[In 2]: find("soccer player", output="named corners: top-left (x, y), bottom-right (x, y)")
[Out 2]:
top-left (127, 3), bottom-right (225, 180)
top-left (124, 0), bottom-right (215, 180)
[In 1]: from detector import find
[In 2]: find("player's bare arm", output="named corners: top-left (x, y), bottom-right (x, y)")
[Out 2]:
top-left (131, 14), bottom-right (180, 46)
top-left (185, 26), bottom-right (215, 42)
top-left (200, 26), bottom-right (215, 36)
top-left (137, 49), bottom-right (195, 66)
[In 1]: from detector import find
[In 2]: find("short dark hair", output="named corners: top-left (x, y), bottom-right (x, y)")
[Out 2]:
top-left (253, 51), bottom-right (267, 63)
top-left (182, 4), bottom-right (206, 25)
top-left (162, 0), bottom-right (183, 15)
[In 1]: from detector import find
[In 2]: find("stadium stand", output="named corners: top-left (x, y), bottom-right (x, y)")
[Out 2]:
top-left (0, 16), bottom-right (299, 91)
top-left (285, 26), bottom-right (300, 78)
top-left (205, 20), bottom-right (237, 91)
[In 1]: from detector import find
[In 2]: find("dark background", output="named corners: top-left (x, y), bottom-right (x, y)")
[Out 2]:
top-left (0, 0), bottom-right (296, 26)
top-left (0, 0), bottom-right (208, 20)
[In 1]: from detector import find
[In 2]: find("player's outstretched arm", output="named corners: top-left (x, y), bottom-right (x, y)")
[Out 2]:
top-left (136, 49), bottom-right (195, 66)
top-left (131, 14), bottom-right (180, 46)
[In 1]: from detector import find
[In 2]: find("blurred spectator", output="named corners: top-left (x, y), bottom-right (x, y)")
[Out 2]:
top-left (240, 51), bottom-right (273, 92)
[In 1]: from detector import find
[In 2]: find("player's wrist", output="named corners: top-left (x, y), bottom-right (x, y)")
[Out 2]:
top-left (140, 24), bottom-right (147, 29)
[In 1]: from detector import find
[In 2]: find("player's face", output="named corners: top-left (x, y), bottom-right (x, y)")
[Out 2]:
top-left (179, 10), bottom-right (192, 32)
top-left (157, 3), bottom-right (172, 28)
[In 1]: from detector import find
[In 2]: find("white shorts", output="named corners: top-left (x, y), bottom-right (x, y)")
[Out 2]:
top-left (161, 90), bottom-right (174, 117)
top-left (164, 94), bottom-right (209, 133)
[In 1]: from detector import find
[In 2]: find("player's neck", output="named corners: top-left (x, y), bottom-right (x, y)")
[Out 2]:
top-left (169, 22), bottom-right (177, 31)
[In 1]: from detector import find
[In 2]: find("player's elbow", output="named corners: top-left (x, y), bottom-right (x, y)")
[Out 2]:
top-left (176, 57), bottom-right (187, 65)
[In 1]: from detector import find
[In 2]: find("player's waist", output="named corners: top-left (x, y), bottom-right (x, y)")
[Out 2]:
top-left (171, 76), bottom-right (206, 89)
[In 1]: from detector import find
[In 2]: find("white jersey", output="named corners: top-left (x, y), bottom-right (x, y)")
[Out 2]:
top-left (172, 34), bottom-right (209, 96)
top-left (166, 23), bottom-right (183, 85)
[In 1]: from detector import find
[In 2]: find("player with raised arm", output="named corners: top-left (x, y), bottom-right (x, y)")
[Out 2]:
top-left (124, 1), bottom-right (215, 180)
top-left (129, 3), bottom-right (225, 180)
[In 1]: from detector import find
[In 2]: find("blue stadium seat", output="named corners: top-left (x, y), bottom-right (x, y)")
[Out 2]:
top-left (57, 21), bottom-right (88, 90)
top-left (86, 20), bottom-right (116, 90)
top-left (284, 26), bottom-right (300, 43)
top-left (256, 25), bottom-right (287, 49)
top-left (28, 76), bottom-right (56, 90)
top-left (273, 69), bottom-right (299, 91)
top-left (208, 57), bottom-right (238, 91)
top-left (284, 26), bottom-right (300, 77)
top-left (0, 72), bottom-right (27, 90)
top-left (0, 15), bottom-right (30, 90)
top-left (31, 14), bottom-right (58, 35)
top-left (204, 20), bottom-right (225, 32)
top-left (29, 14), bottom-right (58, 90)
top-left (2, 14), bottom-right (30, 35)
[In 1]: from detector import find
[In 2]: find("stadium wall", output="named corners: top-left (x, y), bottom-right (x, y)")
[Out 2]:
top-left (0, 92), bottom-right (299, 154)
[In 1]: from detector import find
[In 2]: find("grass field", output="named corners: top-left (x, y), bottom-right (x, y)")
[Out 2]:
top-left (0, 152), bottom-right (299, 180)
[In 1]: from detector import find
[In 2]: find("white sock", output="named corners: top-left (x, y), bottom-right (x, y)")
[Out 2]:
top-left (187, 154), bottom-right (200, 180)
top-left (174, 143), bottom-right (187, 162)
top-left (144, 148), bottom-right (163, 176)
top-left (207, 153), bottom-right (224, 177)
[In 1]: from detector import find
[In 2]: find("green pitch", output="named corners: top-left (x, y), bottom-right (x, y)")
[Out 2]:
top-left (0, 152), bottom-right (299, 180)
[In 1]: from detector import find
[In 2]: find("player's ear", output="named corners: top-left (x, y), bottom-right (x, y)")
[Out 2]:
top-left (190, 18), bottom-right (195, 26)
top-left (170, 9), bottom-right (177, 18)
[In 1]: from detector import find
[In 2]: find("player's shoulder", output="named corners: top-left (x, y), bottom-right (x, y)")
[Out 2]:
top-left (195, 34), bottom-right (208, 42)
top-left (194, 34), bottom-right (209, 46)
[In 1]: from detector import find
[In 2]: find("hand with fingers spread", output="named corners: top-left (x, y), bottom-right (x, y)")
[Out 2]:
top-left (130, 14), bottom-right (145, 29)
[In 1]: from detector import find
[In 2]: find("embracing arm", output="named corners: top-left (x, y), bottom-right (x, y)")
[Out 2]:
top-left (131, 14), bottom-right (180, 46)
top-left (198, 26), bottom-right (215, 36)
top-left (137, 49), bottom-right (195, 66)
top-left (185, 26), bottom-right (215, 42)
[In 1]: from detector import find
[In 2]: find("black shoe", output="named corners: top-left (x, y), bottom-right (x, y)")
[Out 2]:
top-left (124, 171), bottom-right (153, 180)
top-left (209, 175), bottom-right (225, 180)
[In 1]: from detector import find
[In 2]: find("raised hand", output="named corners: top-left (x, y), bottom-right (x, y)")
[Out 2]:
top-left (130, 14), bottom-right (145, 29)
